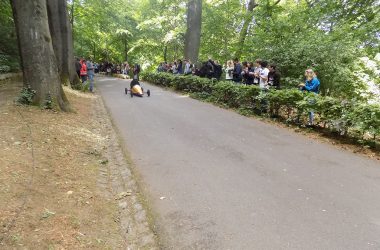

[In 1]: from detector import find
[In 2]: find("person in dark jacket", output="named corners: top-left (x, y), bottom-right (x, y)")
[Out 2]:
top-left (75, 58), bottom-right (81, 78)
top-left (177, 59), bottom-right (183, 74)
top-left (232, 58), bottom-right (242, 83)
top-left (268, 64), bottom-right (281, 89)
top-left (242, 62), bottom-right (255, 85)
top-left (133, 63), bottom-right (141, 80)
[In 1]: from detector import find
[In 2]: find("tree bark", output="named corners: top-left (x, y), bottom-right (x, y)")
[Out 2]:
top-left (164, 45), bottom-right (167, 62)
top-left (235, 0), bottom-right (258, 59)
top-left (47, 0), bottom-right (80, 88)
top-left (124, 36), bottom-right (128, 61)
top-left (184, 0), bottom-right (202, 63)
top-left (11, 0), bottom-right (70, 111)
top-left (70, 0), bottom-right (74, 27)
top-left (93, 42), bottom-right (96, 61)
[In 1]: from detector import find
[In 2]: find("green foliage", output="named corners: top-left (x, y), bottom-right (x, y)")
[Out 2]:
top-left (350, 103), bottom-right (380, 139)
top-left (0, 1), bottom-right (20, 72)
top-left (43, 93), bottom-right (53, 109)
top-left (70, 0), bottom-right (379, 100)
top-left (142, 72), bottom-right (380, 145)
top-left (0, 53), bottom-right (20, 73)
top-left (267, 89), bottom-right (304, 118)
top-left (17, 86), bottom-right (36, 105)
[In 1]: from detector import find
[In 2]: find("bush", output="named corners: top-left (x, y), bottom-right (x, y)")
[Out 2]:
top-left (142, 72), bottom-right (380, 145)
top-left (0, 54), bottom-right (20, 73)
top-left (17, 86), bottom-right (36, 105)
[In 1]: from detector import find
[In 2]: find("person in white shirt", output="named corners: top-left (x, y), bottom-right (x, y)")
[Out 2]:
top-left (225, 60), bottom-right (234, 80)
top-left (172, 61), bottom-right (178, 74)
top-left (253, 59), bottom-right (262, 85)
top-left (184, 59), bottom-right (192, 75)
top-left (258, 61), bottom-right (269, 90)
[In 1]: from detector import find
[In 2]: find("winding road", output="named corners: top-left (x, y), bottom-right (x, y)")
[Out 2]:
top-left (97, 76), bottom-right (380, 250)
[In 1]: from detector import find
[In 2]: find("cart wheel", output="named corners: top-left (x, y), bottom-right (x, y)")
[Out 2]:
top-left (130, 91), bottom-right (133, 98)
top-left (125, 88), bottom-right (128, 95)
top-left (141, 87), bottom-right (144, 92)
top-left (147, 90), bottom-right (150, 97)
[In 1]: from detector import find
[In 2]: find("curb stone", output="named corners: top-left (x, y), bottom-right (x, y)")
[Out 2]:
top-left (93, 93), bottom-right (159, 249)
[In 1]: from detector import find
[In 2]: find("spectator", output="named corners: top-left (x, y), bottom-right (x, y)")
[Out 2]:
top-left (75, 58), bottom-right (81, 78)
top-left (177, 59), bottom-right (183, 74)
top-left (206, 59), bottom-right (215, 79)
top-left (258, 60), bottom-right (269, 90)
top-left (268, 64), bottom-right (281, 89)
top-left (299, 69), bottom-right (320, 125)
top-left (106, 66), bottom-right (112, 75)
top-left (172, 61), bottom-right (178, 74)
top-left (157, 63), bottom-right (164, 72)
top-left (133, 63), bottom-right (141, 80)
top-left (225, 60), bottom-right (234, 81)
top-left (86, 59), bottom-right (95, 92)
top-left (80, 58), bottom-right (87, 84)
top-left (213, 60), bottom-right (223, 80)
top-left (242, 62), bottom-right (255, 85)
top-left (124, 62), bottom-right (130, 75)
top-left (232, 58), bottom-right (242, 83)
top-left (184, 59), bottom-right (192, 75)
top-left (253, 59), bottom-right (262, 85)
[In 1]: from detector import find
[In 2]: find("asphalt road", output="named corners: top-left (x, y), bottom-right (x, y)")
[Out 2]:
top-left (97, 76), bottom-right (380, 250)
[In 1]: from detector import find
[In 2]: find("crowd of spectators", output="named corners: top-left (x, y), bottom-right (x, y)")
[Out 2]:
top-left (157, 58), bottom-right (282, 90)
top-left (156, 57), bottom-right (320, 125)
top-left (97, 61), bottom-right (141, 80)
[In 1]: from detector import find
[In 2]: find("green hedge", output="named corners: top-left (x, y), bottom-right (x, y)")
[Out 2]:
top-left (141, 72), bottom-right (380, 144)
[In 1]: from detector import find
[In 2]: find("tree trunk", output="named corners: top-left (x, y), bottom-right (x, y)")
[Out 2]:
top-left (164, 45), bottom-right (167, 62)
top-left (93, 42), bottom-right (96, 61)
top-left (124, 36), bottom-right (128, 61)
top-left (235, 0), bottom-right (258, 59)
top-left (70, 0), bottom-right (74, 27)
top-left (184, 0), bottom-right (202, 63)
top-left (47, 0), bottom-right (80, 88)
top-left (11, 0), bottom-right (70, 111)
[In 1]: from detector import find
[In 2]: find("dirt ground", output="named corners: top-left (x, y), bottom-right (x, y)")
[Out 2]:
top-left (0, 77), bottom-right (158, 249)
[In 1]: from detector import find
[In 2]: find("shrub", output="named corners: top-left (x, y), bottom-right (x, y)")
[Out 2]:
top-left (142, 72), bottom-right (380, 145)
top-left (17, 86), bottom-right (36, 105)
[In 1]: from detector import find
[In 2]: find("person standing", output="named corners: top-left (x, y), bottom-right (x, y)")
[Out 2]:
top-left (172, 61), bottom-right (178, 74)
top-left (184, 59), bottom-right (192, 75)
top-left (253, 59), bottom-right (262, 86)
top-left (242, 62), bottom-right (255, 85)
top-left (75, 58), bottom-right (81, 78)
top-left (268, 64), bottom-right (281, 89)
top-left (177, 59), bottom-right (183, 74)
top-left (133, 63), bottom-right (141, 80)
top-left (225, 60), bottom-right (234, 81)
top-left (258, 61), bottom-right (269, 90)
top-left (80, 59), bottom-right (87, 84)
top-left (232, 58), bottom-right (242, 83)
top-left (299, 69), bottom-right (320, 125)
top-left (124, 62), bottom-right (130, 75)
top-left (86, 59), bottom-right (95, 92)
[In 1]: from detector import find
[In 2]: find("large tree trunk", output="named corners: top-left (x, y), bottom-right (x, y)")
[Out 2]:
top-left (235, 0), bottom-right (258, 59)
top-left (184, 0), bottom-right (202, 63)
top-left (164, 45), bottom-right (167, 62)
top-left (11, 0), bottom-right (70, 111)
top-left (124, 36), bottom-right (128, 61)
top-left (47, 0), bottom-right (80, 88)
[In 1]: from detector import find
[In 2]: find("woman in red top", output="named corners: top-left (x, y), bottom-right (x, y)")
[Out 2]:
top-left (80, 59), bottom-right (87, 83)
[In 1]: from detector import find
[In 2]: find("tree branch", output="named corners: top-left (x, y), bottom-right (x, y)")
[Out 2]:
top-left (272, 0), bottom-right (281, 6)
